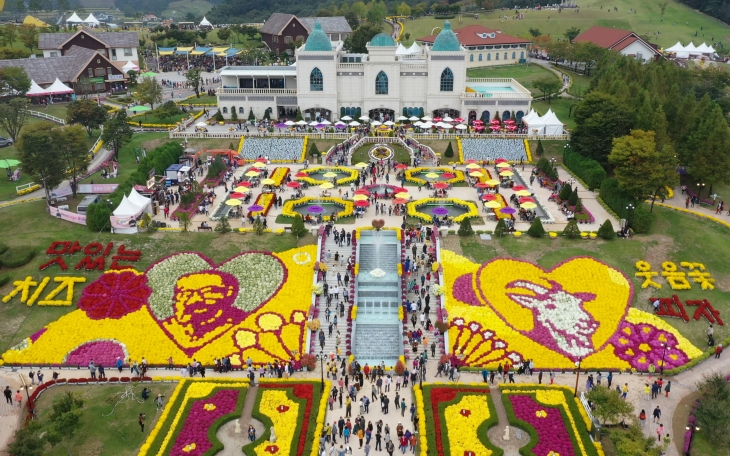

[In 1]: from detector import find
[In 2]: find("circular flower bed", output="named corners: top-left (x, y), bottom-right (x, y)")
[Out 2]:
top-left (368, 144), bottom-right (394, 161)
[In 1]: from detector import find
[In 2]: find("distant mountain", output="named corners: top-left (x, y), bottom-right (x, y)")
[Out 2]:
top-left (676, 0), bottom-right (730, 25)
top-left (206, 0), bottom-right (345, 23)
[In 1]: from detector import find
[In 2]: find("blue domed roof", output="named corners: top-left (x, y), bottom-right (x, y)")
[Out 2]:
top-left (304, 22), bottom-right (332, 51)
top-left (370, 33), bottom-right (396, 47)
top-left (432, 21), bottom-right (461, 52)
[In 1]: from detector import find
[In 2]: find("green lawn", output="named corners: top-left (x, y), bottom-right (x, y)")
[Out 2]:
top-left (454, 207), bottom-right (730, 350)
top-left (403, 0), bottom-right (730, 49)
top-left (129, 112), bottom-right (190, 126)
top-left (467, 64), bottom-right (559, 96)
top-left (178, 95), bottom-right (218, 105)
top-left (83, 132), bottom-right (169, 184)
top-left (32, 383), bottom-right (179, 456)
top-left (528, 140), bottom-right (570, 163)
top-left (0, 198), bottom-right (315, 354)
top-left (350, 144), bottom-right (412, 164)
top-left (532, 98), bottom-right (578, 130)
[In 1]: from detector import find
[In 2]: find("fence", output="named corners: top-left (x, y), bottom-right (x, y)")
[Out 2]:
top-left (16, 182), bottom-right (39, 196)
top-left (26, 110), bottom-right (65, 125)
top-left (169, 131), bottom-right (354, 140)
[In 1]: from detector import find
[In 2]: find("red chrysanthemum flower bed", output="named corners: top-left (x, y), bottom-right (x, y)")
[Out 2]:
top-left (78, 271), bottom-right (152, 319)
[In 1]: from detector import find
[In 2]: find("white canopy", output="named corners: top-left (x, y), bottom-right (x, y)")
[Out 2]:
top-left (46, 78), bottom-right (74, 95)
top-left (695, 42), bottom-right (715, 54)
top-left (83, 13), bottom-right (99, 25)
top-left (199, 17), bottom-right (212, 27)
top-left (520, 109), bottom-right (540, 126)
top-left (407, 42), bottom-right (421, 54)
top-left (66, 12), bottom-right (83, 23)
top-left (113, 195), bottom-right (139, 216)
top-left (26, 80), bottom-right (49, 97)
top-left (537, 109), bottom-right (564, 136)
top-left (122, 60), bottom-right (139, 73)
top-left (395, 44), bottom-right (409, 55)
top-left (665, 42), bottom-right (684, 52)
top-left (128, 188), bottom-right (152, 211)
top-left (684, 42), bottom-right (697, 52)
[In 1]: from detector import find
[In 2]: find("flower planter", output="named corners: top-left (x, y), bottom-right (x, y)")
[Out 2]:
top-left (589, 233), bottom-right (597, 240)
top-left (513, 231), bottom-right (522, 238)
top-left (549, 232), bottom-right (558, 239)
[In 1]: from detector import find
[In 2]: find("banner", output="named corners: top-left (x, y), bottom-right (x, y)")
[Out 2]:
top-left (110, 215), bottom-right (138, 230)
top-left (78, 184), bottom-right (119, 194)
top-left (49, 206), bottom-right (87, 225)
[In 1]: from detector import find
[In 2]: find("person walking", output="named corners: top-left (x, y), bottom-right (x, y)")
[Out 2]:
top-left (621, 383), bottom-right (629, 399)
top-left (248, 425), bottom-right (256, 442)
top-left (664, 381), bottom-right (671, 397)
top-left (639, 409), bottom-right (646, 427)
top-left (3, 386), bottom-right (12, 404)
top-left (652, 406), bottom-right (661, 423)
top-left (386, 440), bottom-right (395, 456)
top-left (656, 424), bottom-right (664, 442)
top-left (139, 413), bottom-right (146, 432)
top-left (715, 344), bottom-right (723, 358)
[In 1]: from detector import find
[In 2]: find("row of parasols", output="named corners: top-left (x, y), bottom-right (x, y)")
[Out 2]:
top-left (472, 118), bottom-right (520, 132)
top-left (273, 115), bottom-right (480, 130)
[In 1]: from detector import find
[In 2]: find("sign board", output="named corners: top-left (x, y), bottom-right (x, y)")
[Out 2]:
top-left (50, 187), bottom-right (74, 199)
top-left (49, 206), bottom-right (87, 226)
top-left (110, 215), bottom-right (138, 230)
top-left (108, 74), bottom-right (124, 80)
top-left (88, 77), bottom-right (105, 83)
top-left (146, 177), bottom-right (156, 189)
top-left (148, 167), bottom-right (156, 179)
top-left (78, 183), bottom-right (118, 194)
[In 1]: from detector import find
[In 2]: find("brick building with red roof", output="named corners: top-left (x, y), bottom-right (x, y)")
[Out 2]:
top-left (417, 25), bottom-right (530, 68)
top-left (573, 26), bottom-right (661, 63)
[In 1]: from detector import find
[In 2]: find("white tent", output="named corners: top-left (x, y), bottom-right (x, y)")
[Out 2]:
top-left (111, 191), bottom-right (151, 234)
top-left (128, 188), bottom-right (152, 213)
top-left (695, 43), bottom-right (713, 54)
top-left (706, 44), bottom-right (716, 54)
top-left (199, 17), bottom-right (212, 27)
top-left (665, 42), bottom-right (684, 53)
top-left (25, 80), bottom-right (49, 97)
top-left (46, 78), bottom-right (74, 95)
top-left (538, 109), bottom-right (564, 136)
top-left (520, 109), bottom-right (540, 126)
top-left (83, 13), bottom-right (100, 25)
top-left (66, 12), bottom-right (83, 23)
top-left (113, 195), bottom-right (141, 217)
top-left (407, 42), bottom-right (421, 54)
top-left (122, 60), bottom-right (139, 73)
top-left (395, 42), bottom-right (421, 56)
top-left (395, 44), bottom-right (409, 55)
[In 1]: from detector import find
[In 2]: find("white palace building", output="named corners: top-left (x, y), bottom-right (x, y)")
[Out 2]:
top-left (215, 21), bottom-right (532, 124)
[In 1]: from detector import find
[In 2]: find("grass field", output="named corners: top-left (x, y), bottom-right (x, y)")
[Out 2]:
top-left (32, 383), bottom-right (178, 456)
top-left (467, 64), bottom-right (559, 95)
top-left (350, 143), bottom-right (412, 165)
top-left (401, 0), bottom-right (730, 49)
top-left (531, 98), bottom-right (578, 130)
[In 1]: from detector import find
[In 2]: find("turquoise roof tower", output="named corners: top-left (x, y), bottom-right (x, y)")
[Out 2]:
top-left (370, 33), bottom-right (396, 47)
top-left (304, 22), bottom-right (333, 51)
top-left (432, 21), bottom-right (461, 51)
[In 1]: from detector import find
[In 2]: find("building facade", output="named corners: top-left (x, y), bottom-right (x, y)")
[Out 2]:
top-left (417, 25), bottom-right (530, 68)
top-left (573, 26), bottom-right (661, 63)
top-left (216, 21), bottom-right (532, 124)
top-left (39, 28), bottom-right (139, 67)
top-left (260, 13), bottom-right (352, 56)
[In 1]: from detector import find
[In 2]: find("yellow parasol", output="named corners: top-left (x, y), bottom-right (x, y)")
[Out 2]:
top-left (323, 172), bottom-right (338, 178)
top-left (395, 192), bottom-right (410, 199)
top-left (353, 194), bottom-right (369, 201)
top-left (319, 183), bottom-right (334, 189)
top-left (515, 189), bottom-right (532, 196)
top-left (424, 173), bottom-right (439, 178)
top-left (234, 186), bottom-right (250, 192)
top-left (499, 171), bottom-right (514, 177)
top-left (496, 162), bottom-right (512, 168)
top-left (225, 199), bottom-right (242, 206)
top-left (354, 162), bottom-right (369, 168)
top-left (469, 171), bottom-right (484, 177)
top-left (245, 171), bottom-right (260, 177)
top-left (521, 202), bottom-right (538, 209)
top-left (465, 163), bottom-right (481, 169)
top-left (261, 178), bottom-right (276, 185)
top-left (252, 162), bottom-right (267, 168)
top-left (484, 201), bottom-right (501, 208)
top-left (485, 179), bottom-right (500, 186)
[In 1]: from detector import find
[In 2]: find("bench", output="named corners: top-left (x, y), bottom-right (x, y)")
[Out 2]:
top-left (58, 205), bottom-right (70, 211)
top-left (284, 226), bottom-right (292, 232)
top-left (197, 226), bottom-right (213, 231)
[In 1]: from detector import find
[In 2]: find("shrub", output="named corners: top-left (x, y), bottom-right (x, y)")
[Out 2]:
top-left (564, 149), bottom-right (607, 190)
top-left (434, 321), bottom-right (449, 333)
top-left (214, 110), bottom-right (224, 122)
top-left (457, 217), bottom-right (474, 236)
top-left (535, 139), bottom-right (544, 157)
top-left (563, 220), bottom-right (581, 239)
top-left (599, 178), bottom-right (654, 234)
top-left (597, 219), bottom-right (615, 240)
top-left (231, 106), bottom-right (238, 121)
top-left (85, 203), bottom-right (112, 232)
top-left (526, 218), bottom-right (546, 238)
top-left (447, 229), bottom-right (456, 234)
top-left (309, 142), bottom-right (320, 157)
top-left (0, 247), bottom-right (35, 268)
top-left (300, 354), bottom-right (317, 370)
top-left (558, 183), bottom-right (572, 201)
top-left (494, 218), bottom-right (509, 237)
top-left (178, 212), bottom-right (191, 232)
top-left (263, 109), bottom-right (271, 121)
top-left (291, 215), bottom-right (308, 238)
top-left (444, 142), bottom-right (454, 158)
top-left (0, 243), bottom-right (7, 255)
top-left (215, 216), bottom-right (232, 233)
top-left (248, 108), bottom-right (255, 121)
top-left (139, 213), bottom-right (157, 233)
top-left (207, 155), bottom-right (227, 179)
top-left (630, 206), bottom-right (654, 234)
top-left (0, 275), bottom-right (9, 287)
top-left (394, 360), bottom-right (406, 376)
top-left (536, 157), bottom-right (550, 173)
top-left (574, 198), bottom-right (583, 213)
top-left (568, 188), bottom-right (579, 206)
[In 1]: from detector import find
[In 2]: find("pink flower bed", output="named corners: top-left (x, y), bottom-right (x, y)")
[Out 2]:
top-left (509, 394), bottom-right (576, 456)
top-left (64, 340), bottom-right (127, 366)
top-left (171, 389), bottom-right (240, 455)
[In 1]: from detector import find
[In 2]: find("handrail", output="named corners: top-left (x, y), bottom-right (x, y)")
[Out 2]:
top-left (215, 88), bottom-right (297, 95)
top-left (88, 126), bottom-right (104, 155)
top-left (26, 110), bottom-right (65, 125)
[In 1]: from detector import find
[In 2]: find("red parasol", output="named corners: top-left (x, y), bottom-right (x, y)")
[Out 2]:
top-left (494, 158), bottom-right (508, 164)
top-left (286, 181), bottom-right (301, 188)
top-left (511, 185), bottom-right (526, 191)
top-left (433, 182), bottom-right (449, 189)
top-left (392, 187), bottom-right (408, 193)
top-left (455, 118), bottom-right (465, 123)
top-left (465, 159), bottom-right (478, 164)
top-left (481, 194), bottom-right (497, 200)
top-left (355, 200), bottom-right (370, 207)
top-left (475, 182), bottom-right (491, 188)
top-left (294, 172), bottom-right (308, 178)
top-left (519, 197), bottom-right (535, 203)
top-left (490, 119), bottom-right (501, 124)
top-left (230, 192), bottom-right (246, 198)
top-left (395, 164), bottom-right (409, 170)
top-left (504, 119), bottom-right (516, 124)
top-left (441, 172), bottom-right (455, 178)
top-left (237, 181), bottom-right (253, 187)
top-left (354, 189), bottom-right (370, 195)
top-left (255, 158), bottom-right (267, 163)
top-left (472, 119), bottom-right (484, 125)
top-left (393, 198), bottom-right (409, 204)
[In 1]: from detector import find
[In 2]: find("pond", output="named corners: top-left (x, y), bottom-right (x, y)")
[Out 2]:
top-left (411, 169), bottom-right (455, 182)
top-left (414, 202), bottom-right (470, 218)
top-left (305, 170), bottom-right (351, 182)
top-left (290, 202), bottom-right (346, 217)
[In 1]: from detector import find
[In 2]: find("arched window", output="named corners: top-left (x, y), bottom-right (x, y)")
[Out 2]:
top-left (440, 68), bottom-right (454, 92)
top-left (516, 110), bottom-right (524, 123)
top-left (310, 67), bottom-right (323, 91)
top-left (512, 52), bottom-right (516, 59)
top-left (470, 54), bottom-right (474, 61)
top-left (487, 53), bottom-right (491, 61)
top-left (520, 51), bottom-right (524, 59)
top-left (481, 111), bottom-right (490, 122)
top-left (478, 54), bottom-right (482, 61)
top-left (222, 107), bottom-right (228, 114)
top-left (504, 52), bottom-right (508, 60)
top-left (495, 53), bottom-right (499, 60)
top-left (239, 107), bottom-right (244, 113)
top-left (502, 110), bottom-right (510, 120)
top-left (345, 107), bottom-right (351, 116)
top-left (375, 71), bottom-right (388, 95)
top-left (407, 107), bottom-right (413, 116)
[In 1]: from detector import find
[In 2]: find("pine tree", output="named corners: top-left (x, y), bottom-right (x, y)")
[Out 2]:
top-left (444, 142), bottom-right (454, 158)
top-left (215, 216), bottom-right (232, 233)
top-left (568, 188), bottom-right (579, 206)
top-left (231, 106), bottom-right (238, 121)
top-left (248, 108), bottom-right (255, 121)
top-left (535, 139), bottom-right (545, 158)
top-left (536, 157), bottom-right (550, 173)
top-left (457, 217), bottom-right (474, 236)
top-left (526, 218), bottom-right (546, 238)
top-left (309, 142), bottom-right (320, 158)
top-left (291, 215), bottom-right (308, 238)
top-left (597, 219), bottom-right (615, 240)
top-left (574, 198), bottom-right (583, 213)
top-left (562, 220), bottom-right (581, 239)
top-left (295, 108), bottom-right (303, 122)
top-left (494, 218), bottom-right (508, 237)
top-left (559, 184), bottom-right (572, 201)
top-left (263, 109), bottom-right (271, 121)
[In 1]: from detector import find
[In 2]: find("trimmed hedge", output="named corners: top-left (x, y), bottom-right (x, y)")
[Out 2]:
top-left (599, 178), bottom-right (654, 234)
top-left (0, 274), bottom-right (9, 287)
top-left (0, 243), bottom-right (8, 255)
top-left (564, 149), bottom-right (606, 190)
top-left (0, 247), bottom-right (35, 268)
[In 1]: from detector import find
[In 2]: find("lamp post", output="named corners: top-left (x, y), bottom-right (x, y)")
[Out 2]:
top-left (625, 203), bottom-right (635, 229)
top-left (696, 182), bottom-right (706, 199)
top-left (573, 357), bottom-right (582, 398)
top-left (317, 351), bottom-right (326, 392)
top-left (660, 342), bottom-right (667, 375)
top-left (563, 143), bottom-right (570, 161)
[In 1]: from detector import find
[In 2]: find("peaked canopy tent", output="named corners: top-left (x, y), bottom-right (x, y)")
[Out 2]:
top-left (538, 109), bottom-right (564, 136)
top-left (519, 109), bottom-right (540, 126)
top-left (122, 60), bottom-right (139, 73)
top-left (46, 78), bottom-right (74, 95)
top-left (665, 42), bottom-right (684, 53)
top-left (26, 80), bottom-right (49, 97)
top-left (66, 12), bottom-right (83, 23)
top-left (83, 14), bottom-right (100, 26)
top-left (199, 17), bottom-right (213, 28)
top-left (111, 191), bottom-right (152, 234)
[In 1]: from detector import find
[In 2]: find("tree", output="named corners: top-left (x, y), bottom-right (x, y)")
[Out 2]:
top-left (217, 28), bottom-right (231, 43)
top-left (695, 373), bottom-right (730, 448)
top-left (139, 213), bottom-right (157, 233)
top-left (215, 216), bottom-right (232, 233)
top-left (597, 219), bottom-right (615, 240)
top-left (366, 1), bottom-right (387, 25)
top-left (66, 99), bottom-right (108, 137)
top-left (18, 26), bottom-right (38, 54)
top-left (127, 70), bottom-right (138, 85)
top-left (658, 1), bottom-right (669, 16)
top-left (295, 107), bottom-right (303, 122)
top-left (185, 67), bottom-right (202, 98)
top-left (0, 98), bottom-right (29, 141)
top-left (6, 421), bottom-right (44, 456)
top-left (686, 104), bottom-right (730, 192)
top-left (609, 130), bottom-right (679, 204)
top-left (586, 385), bottom-right (633, 425)
top-left (564, 26), bottom-right (581, 43)
top-left (248, 107), bottom-right (255, 122)
top-left (532, 76), bottom-right (562, 103)
top-left (135, 77), bottom-right (163, 109)
top-left (56, 0), bottom-right (70, 13)
top-left (535, 139), bottom-right (544, 157)
top-left (457, 217), bottom-right (474, 236)
top-left (154, 101), bottom-right (181, 122)
top-left (562, 220), bottom-right (581, 238)
top-left (178, 212), bottom-right (191, 232)
top-left (351, 1), bottom-right (368, 18)
top-left (444, 142), bottom-right (454, 158)
top-left (52, 125), bottom-right (90, 197)
top-left (231, 106), bottom-right (238, 121)
top-left (14, 0), bottom-right (27, 19)
top-left (252, 217), bottom-right (265, 235)
top-left (529, 28), bottom-right (541, 38)
top-left (344, 23), bottom-right (382, 53)
top-left (572, 41), bottom-right (606, 76)
top-left (571, 92), bottom-right (633, 166)
top-left (0, 66), bottom-right (31, 95)
top-left (494, 218), bottom-right (508, 237)
top-left (396, 2), bottom-right (411, 16)
top-left (608, 423), bottom-right (663, 456)
top-left (345, 11), bottom-right (360, 30)
top-left (526, 218), bottom-right (545, 237)
top-left (568, 187), bottom-right (579, 206)
top-left (16, 122), bottom-right (66, 200)
top-left (309, 141), bottom-right (320, 158)
top-left (404, 32), bottom-right (410, 41)
top-left (45, 391), bottom-right (84, 454)
top-left (0, 26), bottom-right (18, 47)
top-left (101, 110), bottom-right (133, 159)
top-left (291, 215), bottom-right (308, 238)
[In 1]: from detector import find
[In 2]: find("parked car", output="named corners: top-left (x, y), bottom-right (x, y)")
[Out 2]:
top-left (0, 137), bottom-right (13, 147)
